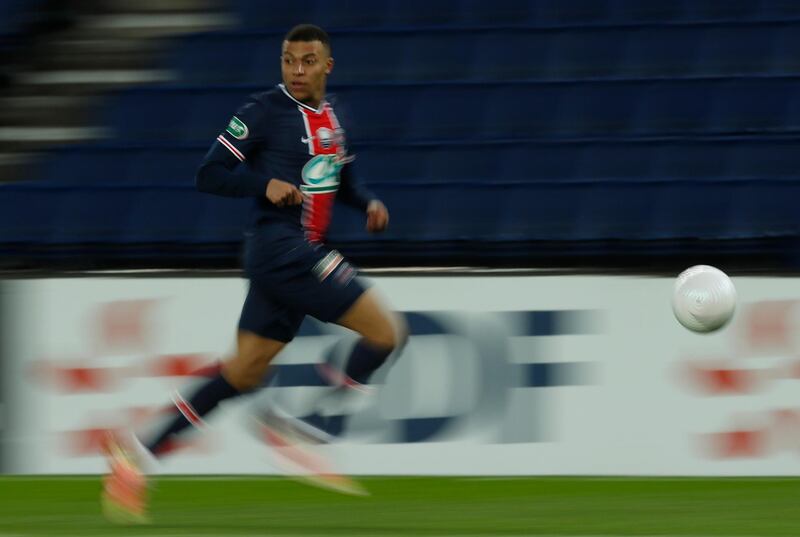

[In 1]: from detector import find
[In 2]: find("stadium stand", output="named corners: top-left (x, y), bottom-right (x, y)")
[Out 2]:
top-left (2, 0), bottom-right (800, 269)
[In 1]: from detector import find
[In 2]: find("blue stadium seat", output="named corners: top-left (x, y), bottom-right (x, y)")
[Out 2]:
top-left (480, 85), bottom-right (562, 140)
top-left (693, 26), bottom-right (778, 77)
top-left (648, 142), bottom-right (730, 181)
top-left (169, 33), bottom-right (277, 85)
top-left (348, 0), bottom-right (463, 28)
top-left (105, 89), bottom-right (195, 143)
top-left (684, 0), bottom-right (763, 23)
top-left (192, 196), bottom-right (251, 243)
top-left (106, 87), bottom-right (250, 143)
top-left (36, 146), bottom-right (204, 186)
top-left (620, 27), bottom-right (702, 78)
top-left (619, 24), bottom-right (794, 79)
top-left (570, 182), bottom-right (659, 240)
top-left (707, 78), bottom-right (800, 134)
top-left (632, 80), bottom-right (716, 136)
top-left (498, 183), bottom-right (584, 240)
top-left (772, 24), bottom-right (800, 75)
top-left (605, 1), bottom-right (685, 24)
top-left (544, 29), bottom-right (628, 80)
top-left (168, 21), bottom-right (800, 87)
top-left (333, 33), bottom-right (412, 83)
top-left (231, 0), bottom-right (325, 30)
top-left (231, 0), bottom-right (800, 31)
top-left (0, 183), bottom-right (59, 244)
top-left (469, 30), bottom-right (548, 81)
top-left (726, 139), bottom-right (800, 180)
top-left (122, 188), bottom-right (200, 244)
top-left (758, 0), bottom-right (800, 20)
top-left (124, 147), bottom-right (204, 185)
top-left (574, 142), bottom-right (655, 182)
top-left (105, 78), bottom-right (800, 144)
top-left (394, 33), bottom-right (474, 82)
top-left (35, 147), bottom-right (128, 184)
top-left (729, 182), bottom-right (800, 238)
top-left (232, 0), bottom-right (464, 30)
top-left (48, 188), bottom-right (135, 245)
top-left (528, 0), bottom-right (609, 27)
top-left (455, 0), bottom-right (536, 26)
top-left (555, 82), bottom-right (641, 138)
top-left (497, 144), bottom-right (579, 182)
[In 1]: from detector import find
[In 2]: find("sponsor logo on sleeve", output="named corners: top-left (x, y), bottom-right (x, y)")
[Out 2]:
top-left (226, 116), bottom-right (249, 140)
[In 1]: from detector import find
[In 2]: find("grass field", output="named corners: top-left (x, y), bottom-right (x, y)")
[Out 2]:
top-left (0, 476), bottom-right (799, 536)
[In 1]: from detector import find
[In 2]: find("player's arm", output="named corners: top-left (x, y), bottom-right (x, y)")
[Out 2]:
top-left (338, 162), bottom-right (388, 232)
top-left (196, 100), bottom-right (273, 198)
top-left (332, 96), bottom-right (388, 230)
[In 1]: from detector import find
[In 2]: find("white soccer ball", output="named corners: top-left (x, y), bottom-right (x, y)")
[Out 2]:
top-left (672, 265), bottom-right (736, 333)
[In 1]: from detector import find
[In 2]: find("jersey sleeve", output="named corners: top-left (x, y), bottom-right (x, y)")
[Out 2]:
top-left (337, 160), bottom-right (377, 212)
top-left (195, 98), bottom-right (270, 198)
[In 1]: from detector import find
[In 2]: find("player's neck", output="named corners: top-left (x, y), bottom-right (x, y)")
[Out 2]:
top-left (283, 83), bottom-right (326, 111)
top-left (292, 85), bottom-right (325, 110)
top-left (303, 89), bottom-right (324, 110)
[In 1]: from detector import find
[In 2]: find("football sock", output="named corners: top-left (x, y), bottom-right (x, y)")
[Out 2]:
top-left (141, 373), bottom-right (241, 457)
top-left (344, 338), bottom-right (393, 385)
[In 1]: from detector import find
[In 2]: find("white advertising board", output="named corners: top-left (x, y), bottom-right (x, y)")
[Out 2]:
top-left (2, 274), bottom-right (799, 475)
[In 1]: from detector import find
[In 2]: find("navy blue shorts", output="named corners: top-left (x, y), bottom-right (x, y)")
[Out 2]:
top-left (238, 239), bottom-right (367, 342)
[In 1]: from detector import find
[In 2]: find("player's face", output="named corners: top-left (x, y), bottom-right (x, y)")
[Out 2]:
top-left (281, 40), bottom-right (333, 108)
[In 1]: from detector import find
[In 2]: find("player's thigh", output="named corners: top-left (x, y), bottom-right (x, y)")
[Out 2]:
top-left (228, 280), bottom-right (304, 389)
top-left (222, 330), bottom-right (286, 390)
top-left (335, 288), bottom-right (406, 350)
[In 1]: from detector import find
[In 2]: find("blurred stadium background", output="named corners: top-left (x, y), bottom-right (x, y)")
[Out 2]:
top-left (2, 0), bottom-right (800, 269)
top-left (3, 0), bottom-right (800, 535)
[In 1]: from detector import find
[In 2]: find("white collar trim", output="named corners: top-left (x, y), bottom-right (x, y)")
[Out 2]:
top-left (278, 84), bottom-right (326, 113)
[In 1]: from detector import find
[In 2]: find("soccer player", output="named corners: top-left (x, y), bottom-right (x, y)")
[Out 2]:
top-left (102, 24), bottom-right (407, 522)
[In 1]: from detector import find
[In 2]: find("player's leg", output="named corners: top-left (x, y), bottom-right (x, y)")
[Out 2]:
top-left (103, 330), bottom-right (287, 522)
top-left (140, 330), bottom-right (285, 456)
top-left (103, 281), bottom-right (298, 522)
top-left (286, 248), bottom-right (408, 389)
top-left (333, 287), bottom-right (408, 387)
top-left (138, 275), bottom-right (301, 456)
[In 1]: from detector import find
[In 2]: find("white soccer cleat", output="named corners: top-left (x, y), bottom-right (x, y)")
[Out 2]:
top-left (256, 408), bottom-right (367, 496)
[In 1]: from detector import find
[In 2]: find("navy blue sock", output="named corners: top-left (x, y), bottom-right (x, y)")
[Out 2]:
top-left (144, 373), bottom-right (241, 456)
top-left (344, 339), bottom-right (393, 385)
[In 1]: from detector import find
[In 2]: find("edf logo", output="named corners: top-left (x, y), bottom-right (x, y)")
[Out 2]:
top-left (261, 310), bottom-right (599, 444)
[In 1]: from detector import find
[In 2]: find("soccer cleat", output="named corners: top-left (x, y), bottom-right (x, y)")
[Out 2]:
top-left (257, 407), bottom-right (367, 496)
top-left (101, 432), bottom-right (150, 525)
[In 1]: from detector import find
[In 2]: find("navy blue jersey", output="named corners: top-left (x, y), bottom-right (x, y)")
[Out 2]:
top-left (196, 84), bottom-right (375, 249)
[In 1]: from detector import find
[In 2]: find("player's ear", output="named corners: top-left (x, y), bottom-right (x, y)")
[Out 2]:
top-left (325, 56), bottom-right (334, 75)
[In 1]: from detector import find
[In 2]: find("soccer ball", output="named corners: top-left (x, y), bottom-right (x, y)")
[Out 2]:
top-left (672, 265), bottom-right (736, 333)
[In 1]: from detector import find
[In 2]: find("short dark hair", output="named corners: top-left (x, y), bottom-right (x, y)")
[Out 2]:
top-left (284, 24), bottom-right (331, 54)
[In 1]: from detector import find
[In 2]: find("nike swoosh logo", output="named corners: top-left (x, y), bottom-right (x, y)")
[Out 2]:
top-left (301, 136), bottom-right (314, 144)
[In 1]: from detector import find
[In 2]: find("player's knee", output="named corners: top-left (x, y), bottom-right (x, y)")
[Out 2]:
top-left (364, 313), bottom-right (407, 353)
top-left (223, 354), bottom-right (272, 391)
top-left (223, 364), bottom-right (265, 391)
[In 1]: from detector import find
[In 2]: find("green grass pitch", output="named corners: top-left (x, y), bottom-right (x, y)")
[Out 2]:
top-left (0, 476), bottom-right (798, 536)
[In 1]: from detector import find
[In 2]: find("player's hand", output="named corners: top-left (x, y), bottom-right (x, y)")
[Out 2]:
top-left (266, 178), bottom-right (304, 207)
top-left (366, 200), bottom-right (389, 232)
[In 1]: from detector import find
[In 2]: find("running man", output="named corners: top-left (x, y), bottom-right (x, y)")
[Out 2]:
top-left (102, 24), bottom-right (406, 522)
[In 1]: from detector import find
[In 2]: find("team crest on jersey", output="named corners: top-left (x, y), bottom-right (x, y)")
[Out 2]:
top-left (316, 127), bottom-right (334, 149)
top-left (300, 154), bottom-right (342, 195)
top-left (226, 116), bottom-right (249, 140)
